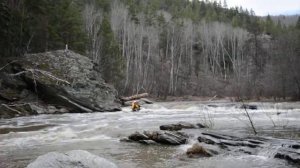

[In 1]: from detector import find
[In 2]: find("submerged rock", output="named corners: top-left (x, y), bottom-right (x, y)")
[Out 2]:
top-left (160, 122), bottom-right (207, 131)
top-left (27, 150), bottom-right (117, 168)
top-left (275, 145), bottom-right (300, 164)
top-left (154, 131), bottom-right (187, 145)
top-left (0, 50), bottom-right (121, 118)
top-left (126, 130), bottom-right (188, 145)
top-left (128, 131), bottom-right (150, 141)
top-left (124, 124), bottom-right (300, 166)
top-left (186, 143), bottom-right (213, 158)
top-left (240, 104), bottom-right (258, 110)
top-left (198, 132), bottom-right (263, 149)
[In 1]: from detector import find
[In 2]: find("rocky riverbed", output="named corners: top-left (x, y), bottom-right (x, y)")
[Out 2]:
top-left (1, 101), bottom-right (300, 168)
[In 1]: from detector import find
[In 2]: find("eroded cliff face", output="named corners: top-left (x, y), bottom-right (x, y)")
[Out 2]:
top-left (0, 50), bottom-right (121, 118)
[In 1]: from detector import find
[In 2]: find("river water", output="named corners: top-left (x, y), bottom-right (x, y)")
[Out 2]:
top-left (1, 101), bottom-right (300, 168)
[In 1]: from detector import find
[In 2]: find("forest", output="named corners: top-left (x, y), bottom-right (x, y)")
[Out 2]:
top-left (1, 0), bottom-right (300, 100)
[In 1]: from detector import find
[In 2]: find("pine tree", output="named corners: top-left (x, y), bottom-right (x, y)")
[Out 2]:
top-left (98, 15), bottom-right (124, 85)
top-left (223, 0), bottom-right (228, 8)
top-left (264, 14), bottom-right (274, 35)
top-left (46, 0), bottom-right (87, 53)
top-left (0, 1), bottom-right (11, 59)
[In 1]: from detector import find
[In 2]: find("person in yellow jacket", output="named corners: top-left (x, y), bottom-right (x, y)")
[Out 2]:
top-left (131, 100), bottom-right (141, 111)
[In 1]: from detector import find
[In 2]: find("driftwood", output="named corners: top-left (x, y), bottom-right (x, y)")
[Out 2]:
top-left (121, 93), bottom-right (149, 101)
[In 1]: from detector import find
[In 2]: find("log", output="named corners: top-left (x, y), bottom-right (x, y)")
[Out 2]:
top-left (122, 98), bottom-right (153, 107)
top-left (121, 93), bottom-right (149, 101)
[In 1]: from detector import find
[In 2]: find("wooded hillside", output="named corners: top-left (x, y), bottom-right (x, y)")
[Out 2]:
top-left (1, 0), bottom-right (300, 100)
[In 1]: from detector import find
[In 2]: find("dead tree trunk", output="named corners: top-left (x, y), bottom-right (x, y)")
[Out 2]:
top-left (120, 93), bottom-right (149, 101)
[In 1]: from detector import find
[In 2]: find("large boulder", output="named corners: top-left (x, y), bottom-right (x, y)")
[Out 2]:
top-left (27, 150), bottom-right (117, 168)
top-left (18, 50), bottom-right (120, 112)
top-left (0, 50), bottom-right (121, 118)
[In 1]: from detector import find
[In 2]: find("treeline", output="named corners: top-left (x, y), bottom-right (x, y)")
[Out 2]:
top-left (1, 0), bottom-right (300, 100)
top-left (0, 0), bottom-right (87, 57)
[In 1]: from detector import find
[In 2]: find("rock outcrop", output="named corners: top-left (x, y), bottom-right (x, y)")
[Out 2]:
top-left (0, 50), bottom-right (121, 118)
top-left (27, 150), bottom-right (118, 168)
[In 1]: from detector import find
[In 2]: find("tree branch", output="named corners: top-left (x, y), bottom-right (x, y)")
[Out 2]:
top-left (9, 69), bottom-right (71, 85)
top-left (1, 104), bottom-right (22, 114)
top-left (0, 60), bottom-right (18, 72)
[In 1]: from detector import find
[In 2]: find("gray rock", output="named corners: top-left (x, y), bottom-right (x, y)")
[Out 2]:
top-left (198, 132), bottom-right (262, 149)
top-left (240, 104), bottom-right (258, 110)
top-left (126, 131), bottom-right (188, 145)
top-left (0, 50), bottom-right (121, 118)
top-left (155, 131), bottom-right (187, 145)
top-left (160, 124), bottom-right (184, 131)
top-left (139, 140), bottom-right (157, 145)
top-left (160, 122), bottom-right (201, 131)
top-left (18, 50), bottom-right (121, 112)
top-left (128, 131), bottom-right (150, 141)
top-left (275, 144), bottom-right (300, 164)
top-left (27, 150), bottom-right (117, 168)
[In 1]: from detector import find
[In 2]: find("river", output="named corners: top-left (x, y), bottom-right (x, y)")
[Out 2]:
top-left (1, 101), bottom-right (300, 168)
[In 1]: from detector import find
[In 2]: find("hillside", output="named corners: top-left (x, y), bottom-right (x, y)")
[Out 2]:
top-left (1, 0), bottom-right (300, 100)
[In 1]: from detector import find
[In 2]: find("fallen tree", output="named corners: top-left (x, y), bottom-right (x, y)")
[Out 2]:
top-left (120, 93), bottom-right (149, 101)
top-left (120, 93), bottom-right (154, 106)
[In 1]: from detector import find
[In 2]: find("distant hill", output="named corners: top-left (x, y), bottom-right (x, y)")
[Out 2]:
top-left (282, 9), bottom-right (300, 15)
top-left (261, 15), bottom-right (299, 26)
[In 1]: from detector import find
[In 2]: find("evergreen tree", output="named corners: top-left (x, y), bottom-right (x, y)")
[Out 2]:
top-left (264, 14), bottom-right (275, 35)
top-left (46, 0), bottom-right (87, 53)
top-left (0, 0), bottom-right (86, 56)
top-left (0, 1), bottom-right (11, 59)
top-left (96, 0), bottom-right (111, 13)
top-left (223, 0), bottom-right (228, 8)
top-left (98, 16), bottom-right (124, 86)
top-left (296, 17), bottom-right (300, 30)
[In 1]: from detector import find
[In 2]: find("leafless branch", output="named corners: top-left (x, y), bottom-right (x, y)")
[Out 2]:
top-left (1, 104), bottom-right (22, 114)
top-left (0, 60), bottom-right (18, 72)
top-left (241, 100), bottom-right (257, 135)
top-left (10, 69), bottom-right (70, 85)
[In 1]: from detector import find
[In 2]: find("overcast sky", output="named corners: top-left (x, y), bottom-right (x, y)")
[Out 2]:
top-left (218, 0), bottom-right (300, 16)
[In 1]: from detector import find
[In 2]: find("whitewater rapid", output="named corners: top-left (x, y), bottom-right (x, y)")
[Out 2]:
top-left (1, 101), bottom-right (300, 168)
